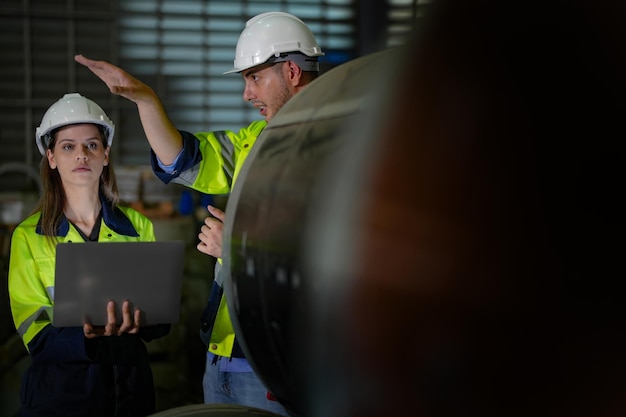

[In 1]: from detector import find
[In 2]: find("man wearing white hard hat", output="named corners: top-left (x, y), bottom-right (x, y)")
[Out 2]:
top-left (75, 11), bottom-right (324, 415)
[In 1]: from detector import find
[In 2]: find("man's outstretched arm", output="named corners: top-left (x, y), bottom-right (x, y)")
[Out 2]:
top-left (74, 54), bottom-right (183, 165)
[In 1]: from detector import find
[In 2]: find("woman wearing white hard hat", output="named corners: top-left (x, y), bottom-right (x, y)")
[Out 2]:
top-left (8, 93), bottom-right (170, 417)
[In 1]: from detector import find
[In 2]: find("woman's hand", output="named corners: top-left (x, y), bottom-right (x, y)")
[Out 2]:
top-left (83, 300), bottom-right (141, 338)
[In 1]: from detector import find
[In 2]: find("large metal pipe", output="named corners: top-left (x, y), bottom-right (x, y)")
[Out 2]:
top-left (221, 46), bottom-right (404, 416)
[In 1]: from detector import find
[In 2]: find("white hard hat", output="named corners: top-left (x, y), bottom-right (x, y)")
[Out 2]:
top-left (224, 11), bottom-right (324, 75)
top-left (35, 93), bottom-right (115, 155)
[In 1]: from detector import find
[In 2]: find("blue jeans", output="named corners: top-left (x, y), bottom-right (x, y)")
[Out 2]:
top-left (202, 351), bottom-right (289, 416)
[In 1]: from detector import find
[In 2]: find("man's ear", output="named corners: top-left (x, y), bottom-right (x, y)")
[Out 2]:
top-left (285, 60), bottom-right (304, 86)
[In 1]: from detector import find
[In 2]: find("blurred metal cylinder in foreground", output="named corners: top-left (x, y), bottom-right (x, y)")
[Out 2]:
top-left (223, 1), bottom-right (626, 416)
top-left (221, 47), bottom-right (402, 417)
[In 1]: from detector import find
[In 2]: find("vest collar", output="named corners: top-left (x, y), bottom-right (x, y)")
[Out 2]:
top-left (36, 193), bottom-right (140, 237)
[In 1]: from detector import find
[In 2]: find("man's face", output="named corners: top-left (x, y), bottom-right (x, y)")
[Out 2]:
top-left (242, 63), bottom-right (293, 122)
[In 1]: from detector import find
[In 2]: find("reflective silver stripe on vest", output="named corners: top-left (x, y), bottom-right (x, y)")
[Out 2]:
top-left (172, 165), bottom-right (202, 187)
top-left (214, 261), bottom-right (223, 287)
top-left (17, 285), bottom-right (55, 338)
top-left (17, 306), bottom-right (52, 338)
top-left (171, 131), bottom-right (235, 188)
top-left (215, 131), bottom-right (235, 186)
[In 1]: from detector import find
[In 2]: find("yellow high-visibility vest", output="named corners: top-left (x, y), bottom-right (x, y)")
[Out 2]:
top-left (171, 120), bottom-right (267, 358)
top-left (9, 204), bottom-right (155, 349)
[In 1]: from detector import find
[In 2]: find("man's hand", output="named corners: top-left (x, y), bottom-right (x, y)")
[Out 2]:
top-left (74, 54), bottom-right (157, 104)
top-left (197, 205), bottom-right (226, 258)
top-left (83, 300), bottom-right (141, 338)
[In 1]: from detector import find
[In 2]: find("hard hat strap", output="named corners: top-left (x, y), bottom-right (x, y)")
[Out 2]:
top-left (267, 53), bottom-right (319, 72)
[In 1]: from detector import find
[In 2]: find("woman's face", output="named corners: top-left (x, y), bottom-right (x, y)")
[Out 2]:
top-left (46, 123), bottom-right (109, 189)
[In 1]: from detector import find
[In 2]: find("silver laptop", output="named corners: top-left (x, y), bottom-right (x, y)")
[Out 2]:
top-left (52, 241), bottom-right (185, 327)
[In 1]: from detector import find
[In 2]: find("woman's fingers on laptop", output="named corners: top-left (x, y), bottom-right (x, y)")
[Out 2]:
top-left (117, 300), bottom-right (140, 335)
top-left (83, 322), bottom-right (98, 338)
top-left (103, 300), bottom-right (117, 336)
top-left (82, 301), bottom-right (115, 337)
top-left (133, 307), bottom-right (142, 330)
top-left (81, 300), bottom-right (142, 337)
